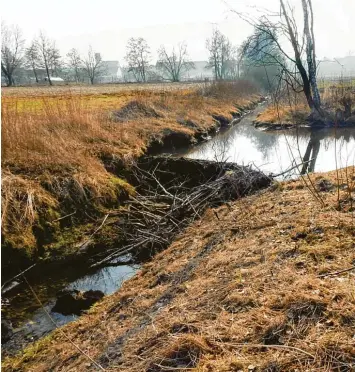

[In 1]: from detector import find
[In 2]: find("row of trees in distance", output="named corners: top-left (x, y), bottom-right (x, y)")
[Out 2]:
top-left (1, 22), bottom-right (280, 89)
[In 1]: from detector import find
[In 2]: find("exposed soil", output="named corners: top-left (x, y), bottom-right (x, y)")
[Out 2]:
top-left (3, 167), bottom-right (354, 371)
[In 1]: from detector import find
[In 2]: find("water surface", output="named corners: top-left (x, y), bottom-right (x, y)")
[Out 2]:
top-left (2, 260), bottom-right (138, 354)
top-left (183, 106), bottom-right (355, 177)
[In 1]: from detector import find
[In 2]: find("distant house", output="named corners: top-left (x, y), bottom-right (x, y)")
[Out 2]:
top-left (44, 76), bottom-right (65, 84)
top-left (99, 61), bottom-right (120, 83)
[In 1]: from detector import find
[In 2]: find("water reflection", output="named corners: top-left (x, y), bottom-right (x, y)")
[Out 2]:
top-left (2, 262), bottom-right (138, 354)
top-left (184, 116), bottom-right (355, 177)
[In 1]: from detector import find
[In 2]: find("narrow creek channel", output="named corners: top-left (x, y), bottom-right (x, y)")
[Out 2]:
top-left (3, 102), bottom-right (355, 355)
top-left (182, 104), bottom-right (355, 177)
top-left (2, 256), bottom-right (139, 354)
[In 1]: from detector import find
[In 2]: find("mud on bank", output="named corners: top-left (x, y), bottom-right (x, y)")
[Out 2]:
top-left (2, 83), bottom-right (263, 278)
top-left (3, 167), bottom-right (354, 371)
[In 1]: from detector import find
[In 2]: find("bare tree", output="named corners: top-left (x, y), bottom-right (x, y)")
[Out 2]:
top-left (125, 37), bottom-right (151, 82)
top-left (66, 48), bottom-right (82, 83)
top-left (232, 0), bottom-right (324, 122)
top-left (157, 43), bottom-right (194, 82)
top-left (82, 46), bottom-right (105, 84)
top-left (1, 23), bottom-right (25, 86)
top-left (24, 40), bottom-right (40, 83)
top-left (206, 29), bottom-right (236, 80)
top-left (35, 31), bottom-right (61, 85)
top-left (238, 25), bottom-right (284, 91)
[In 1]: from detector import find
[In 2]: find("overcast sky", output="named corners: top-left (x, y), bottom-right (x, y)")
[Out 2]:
top-left (2, 0), bottom-right (354, 63)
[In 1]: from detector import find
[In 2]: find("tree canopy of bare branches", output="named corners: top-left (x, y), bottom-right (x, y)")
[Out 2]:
top-left (232, 0), bottom-right (323, 120)
top-left (82, 46), bottom-right (105, 84)
top-left (239, 25), bottom-right (284, 91)
top-left (35, 32), bottom-right (61, 85)
top-left (125, 37), bottom-right (151, 82)
top-left (206, 29), bottom-right (236, 80)
top-left (24, 41), bottom-right (40, 83)
top-left (157, 43), bottom-right (194, 82)
top-left (66, 48), bottom-right (83, 83)
top-left (1, 23), bottom-right (25, 86)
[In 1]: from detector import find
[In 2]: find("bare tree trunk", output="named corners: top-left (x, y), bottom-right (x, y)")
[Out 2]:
top-left (301, 0), bottom-right (322, 112)
top-left (1, 65), bottom-right (12, 86)
top-left (280, 0), bottom-right (315, 112)
top-left (32, 67), bottom-right (39, 83)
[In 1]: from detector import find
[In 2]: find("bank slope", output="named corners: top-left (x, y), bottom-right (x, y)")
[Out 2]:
top-left (3, 167), bottom-right (355, 371)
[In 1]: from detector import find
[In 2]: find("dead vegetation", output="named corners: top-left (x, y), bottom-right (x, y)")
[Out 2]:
top-left (90, 157), bottom-right (270, 267)
top-left (255, 82), bottom-right (355, 128)
top-left (1, 81), bottom-right (259, 265)
top-left (3, 167), bottom-right (354, 371)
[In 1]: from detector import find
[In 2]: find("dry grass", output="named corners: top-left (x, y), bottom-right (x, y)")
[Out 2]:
top-left (255, 103), bottom-right (309, 126)
top-left (1, 82), bottom-right (259, 258)
top-left (256, 83), bottom-right (355, 128)
top-left (3, 167), bottom-right (354, 371)
top-left (1, 82), bottom-right (204, 97)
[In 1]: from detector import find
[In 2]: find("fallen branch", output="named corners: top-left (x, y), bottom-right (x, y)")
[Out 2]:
top-left (1, 263), bottom-right (37, 293)
top-left (90, 158), bottom-right (270, 267)
top-left (318, 266), bottom-right (355, 278)
top-left (221, 341), bottom-right (315, 359)
top-left (78, 214), bottom-right (109, 250)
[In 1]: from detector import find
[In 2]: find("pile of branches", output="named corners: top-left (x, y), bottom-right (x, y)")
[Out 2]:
top-left (92, 157), bottom-right (270, 267)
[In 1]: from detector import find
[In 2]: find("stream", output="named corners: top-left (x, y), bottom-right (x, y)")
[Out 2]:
top-left (2, 258), bottom-right (138, 355)
top-left (183, 104), bottom-right (355, 177)
top-left (2, 103), bottom-right (355, 355)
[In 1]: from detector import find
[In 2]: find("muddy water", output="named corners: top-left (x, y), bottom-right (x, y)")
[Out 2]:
top-left (183, 105), bottom-right (355, 178)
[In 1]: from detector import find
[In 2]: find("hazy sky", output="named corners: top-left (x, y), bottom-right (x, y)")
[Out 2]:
top-left (2, 0), bottom-right (354, 63)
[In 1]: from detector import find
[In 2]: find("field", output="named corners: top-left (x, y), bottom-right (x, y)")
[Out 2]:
top-left (1, 82), bottom-right (204, 97)
top-left (1, 81), bottom-right (260, 268)
top-left (3, 167), bottom-right (354, 371)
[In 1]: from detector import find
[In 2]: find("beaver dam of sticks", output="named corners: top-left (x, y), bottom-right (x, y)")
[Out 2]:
top-left (90, 156), bottom-right (271, 268)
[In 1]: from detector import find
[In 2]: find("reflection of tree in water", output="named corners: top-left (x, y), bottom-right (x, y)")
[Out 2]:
top-left (211, 132), bottom-right (234, 162)
top-left (234, 124), bottom-right (280, 160)
top-left (300, 128), bottom-right (355, 174)
top-left (187, 119), bottom-right (355, 174)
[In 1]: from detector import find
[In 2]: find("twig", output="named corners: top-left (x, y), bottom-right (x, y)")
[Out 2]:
top-left (51, 211), bottom-right (76, 222)
top-left (78, 214), bottom-right (109, 249)
top-left (221, 341), bottom-right (315, 359)
top-left (271, 158), bottom-right (314, 178)
top-left (318, 266), bottom-right (355, 278)
top-left (1, 263), bottom-right (37, 292)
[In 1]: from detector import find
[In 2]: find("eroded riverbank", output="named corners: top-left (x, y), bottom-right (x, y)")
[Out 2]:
top-left (2, 154), bottom-right (270, 355)
top-left (3, 166), bottom-right (354, 371)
